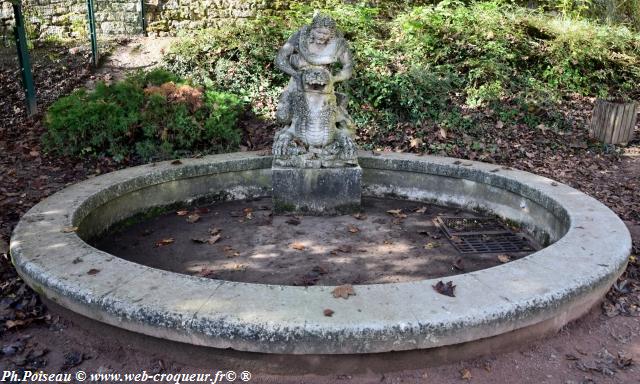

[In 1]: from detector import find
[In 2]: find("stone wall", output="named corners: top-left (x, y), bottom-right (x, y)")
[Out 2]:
top-left (145, 0), bottom-right (291, 36)
top-left (0, 0), bottom-right (295, 40)
top-left (1, 0), bottom-right (143, 41)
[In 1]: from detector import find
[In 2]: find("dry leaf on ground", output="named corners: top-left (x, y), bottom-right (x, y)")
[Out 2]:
top-left (460, 368), bottom-right (472, 380)
top-left (424, 242), bottom-right (440, 249)
top-left (386, 209), bottom-right (407, 219)
top-left (332, 284), bottom-right (356, 299)
top-left (191, 234), bottom-right (221, 245)
top-left (498, 254), bottom-right (511, 263)
top-left (352, 213), bottom-right (367, 220)
top-left (155, 238), bottom-right (175, 247)
top-left (414, 206), bottom-right (428, 213)
top-left (291, 242), bottom-right (306, 251)
top-left (347, 225), bottom-right (360, 233)
top-left (286, 217), bottom-right (301, 225)
top-left (433, 280), bottom-right (456, 297)
top-left (452, 258), bottom-right (465, 271)
top-left (186, 213), bottom-right (200, 223)
top-left (323, 309), bottom-right (334, 317)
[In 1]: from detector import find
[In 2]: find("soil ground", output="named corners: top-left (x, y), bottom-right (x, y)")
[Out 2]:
top-left (1, 37), bottom-right (639, 383)
top-left (92, 197), bottom-right (537, 285)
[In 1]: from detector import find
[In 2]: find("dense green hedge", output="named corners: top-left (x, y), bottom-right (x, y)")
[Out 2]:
top-left (43, 70), bottom-right (244, 161)
top-left (163, 0), bottom-right (640, 147)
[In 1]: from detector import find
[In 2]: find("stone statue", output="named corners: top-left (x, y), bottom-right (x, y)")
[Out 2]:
top-left (272, 14), bottom-right (358, 168)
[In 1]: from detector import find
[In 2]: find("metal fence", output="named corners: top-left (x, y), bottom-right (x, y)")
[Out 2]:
top-left (1, 0), bottom-right (145, 116)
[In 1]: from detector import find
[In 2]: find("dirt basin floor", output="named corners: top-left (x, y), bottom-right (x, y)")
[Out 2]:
top-left (92, 197), bottom-right (538, 286)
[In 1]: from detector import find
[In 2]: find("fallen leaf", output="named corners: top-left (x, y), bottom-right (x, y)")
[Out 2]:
top-left (291, 242), bottom-right (306, 251)
top-left (498, 254), bottom-right (511, 263)
top-left (186, 213), bottom-right (200, 223)
top-left (433, 280), bottom-right (456, 297)
top-left (176, 210), bottom-right (189, 216)
top-left (62, 351), bottom-right (84, 370)
top-left (323, 309), bottom-right (334, 317)
top-left (196, 267), bottom-right (217, 278)
top-left (336, 245), bottom-right (352, 253)
top-left (460, 368), bottom-right (472, 380)
top-left (312, 265), bottom-right (328, 275)
top-left (286, 217), bottom-right (301, 225)
top-left (495, 120), bottom-right (504, 129)
top-left (223, 245), bottom-right (240, 257)
top-left (191, 234), bottom-right (221, 245)
top-left (386, 209), bottom-right (407, 218)
top-left (352, 213), bottom-right (367, 220)
top-left (347, 225), bottom-right (360, 233)
top-left (5, 320), bottom-right (28, 329)
top-left (414, 206), bottom-right (428, 213)
top-left (229, 263), bottom-right (247, 271)
top-left (332, 284), bottom-right (356, 299)
top-left (439, 128), bottom-right (447, 139)
top-left (87, 268), bottom-right (100, 275)
top-left (424, 242), bottom-right (440, 249)
top-left (409, 137), bottom-right (423, 148)
top-left (61, 226), bottom-right (78, 233)
top-left (155, 238), bottom-right (175, 247)
top-left (452, 258), bottom-right (464, 271)
top-left (209, 227), bottom-right (221, 235)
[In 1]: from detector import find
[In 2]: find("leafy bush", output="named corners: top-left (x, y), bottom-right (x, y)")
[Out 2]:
top-left (43, 69), bottom-right (244, 161)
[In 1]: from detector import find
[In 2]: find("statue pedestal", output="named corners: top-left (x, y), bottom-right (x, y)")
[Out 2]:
top-left (272, 166), bottom-right (362, 215)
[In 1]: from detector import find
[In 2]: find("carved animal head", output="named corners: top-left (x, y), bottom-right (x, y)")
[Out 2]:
top-left (302, 67), bottom-right (333, 94)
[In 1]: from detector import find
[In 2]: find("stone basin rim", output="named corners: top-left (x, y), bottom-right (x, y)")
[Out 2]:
top-left (10, 151), bottom-right (631, 354)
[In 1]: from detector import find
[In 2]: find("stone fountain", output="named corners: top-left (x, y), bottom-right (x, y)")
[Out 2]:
top-left (9, 15), bottom-right (631, 364)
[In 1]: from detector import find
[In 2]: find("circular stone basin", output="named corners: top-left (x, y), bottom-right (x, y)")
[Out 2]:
top-left (92, 197), bottom-right (540, 286)
top-left (10, 152), bottom-right (631, 354)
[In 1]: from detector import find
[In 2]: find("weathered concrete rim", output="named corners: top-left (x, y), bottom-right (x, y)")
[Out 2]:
top-left (10, 151), bottom-right (631, 354)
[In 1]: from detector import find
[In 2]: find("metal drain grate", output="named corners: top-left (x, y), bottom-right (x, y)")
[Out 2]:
top-left (450, 233), bottom-right (535, 253)
top-left (434, 216), bottom-right (508, 237)
top-left (435, 216), bottom-right (535, 254)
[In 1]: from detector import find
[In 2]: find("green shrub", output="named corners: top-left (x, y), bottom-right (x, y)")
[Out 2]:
top-left (43, 69), bottom-right (244, 162)
top-left (162, 0), bottom-right (640, 148)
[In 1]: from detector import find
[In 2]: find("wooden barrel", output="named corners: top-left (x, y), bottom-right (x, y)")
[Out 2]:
top-left (590, 99), bottom-right (638, 144)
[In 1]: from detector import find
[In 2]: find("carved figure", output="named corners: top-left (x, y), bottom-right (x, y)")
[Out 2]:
top-left (272, 15), bottom-right (357, 168)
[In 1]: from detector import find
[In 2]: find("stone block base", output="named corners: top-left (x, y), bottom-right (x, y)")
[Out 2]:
top-left (272, 166), bottom-right (362, 215)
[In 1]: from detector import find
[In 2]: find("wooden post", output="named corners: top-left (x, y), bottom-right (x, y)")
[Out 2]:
top-left (590, 99), bottom-right (638, 144)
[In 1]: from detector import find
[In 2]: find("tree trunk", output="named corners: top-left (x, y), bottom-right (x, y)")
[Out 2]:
top-left (590, 99), bottom-right (638, 144)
